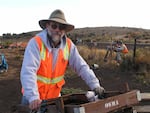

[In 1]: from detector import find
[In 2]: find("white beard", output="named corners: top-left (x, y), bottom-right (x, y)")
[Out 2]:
top-left (52, 35), bottom-right (60, 42)
top-left (47, 30), bottom-right (64, 42)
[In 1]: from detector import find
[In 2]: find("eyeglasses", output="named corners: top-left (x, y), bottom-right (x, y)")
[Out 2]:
top-left (50, 23), bottom-right (66, 30)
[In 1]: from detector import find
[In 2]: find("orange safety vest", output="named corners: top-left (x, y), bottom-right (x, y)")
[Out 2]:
top-left (34, 36), bottom-right (71, 99)
top-left (122, 44), bottom-right (128, 53)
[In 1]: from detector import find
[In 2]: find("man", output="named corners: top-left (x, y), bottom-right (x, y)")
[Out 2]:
top-left (0, 53), bottom-right (8, 72)
top-left (104, 40), bottom-right (128, 64)
top-left (114, 40), bottom-right (128, 64)
top-left (20, 9), bottom-right (105, 110)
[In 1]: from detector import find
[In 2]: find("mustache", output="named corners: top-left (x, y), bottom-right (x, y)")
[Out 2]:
top-left (51, 32), bottom-right (62, 36)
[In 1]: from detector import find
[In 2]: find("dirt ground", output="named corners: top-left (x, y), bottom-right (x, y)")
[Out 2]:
top-left (0, 48), bottom-right (149, 113)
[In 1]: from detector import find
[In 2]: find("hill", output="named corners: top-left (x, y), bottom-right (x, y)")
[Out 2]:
top-left (1, 26), bottom-right (150, 43)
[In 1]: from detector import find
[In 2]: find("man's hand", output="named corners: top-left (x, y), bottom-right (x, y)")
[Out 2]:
top-left (29, 99), bottom-right (42, 110)
top-left (93, 87), bottom-right (105, 99)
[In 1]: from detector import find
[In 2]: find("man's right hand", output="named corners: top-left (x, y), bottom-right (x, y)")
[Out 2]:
top-left (93, 86), bottom-right (105, 99)
top-left (29, 99), bottom-right (42, 110)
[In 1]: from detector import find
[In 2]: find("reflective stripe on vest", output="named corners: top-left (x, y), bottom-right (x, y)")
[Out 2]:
top-left (64, 42), bottom-right (70, 60)
top-left (40, 42), bottom-right (46, 60)
top-left (37, 75), bottom-right (64, 84)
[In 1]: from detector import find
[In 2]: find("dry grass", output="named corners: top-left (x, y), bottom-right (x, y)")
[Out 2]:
top-left (77, 45), bottom-right (150, 70)
top-left (77, 45), bottom-right (123, 69)
top-left (135, 48), bottom-right (150, 64)
top-left (77, 45), bottom-right (105, 65)
top-left (133, 48), bottom-right (150, 85)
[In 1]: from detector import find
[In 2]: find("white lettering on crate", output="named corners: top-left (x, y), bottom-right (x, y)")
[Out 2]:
top-left (105, 100), bottom-right (119, 108)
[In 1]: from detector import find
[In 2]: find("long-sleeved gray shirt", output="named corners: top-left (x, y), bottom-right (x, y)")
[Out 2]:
top-left (20, 29), bottom-right (100, 103)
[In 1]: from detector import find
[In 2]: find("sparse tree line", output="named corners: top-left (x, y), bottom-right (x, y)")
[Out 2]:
top-left (1, 32), bottom-right (35, 39)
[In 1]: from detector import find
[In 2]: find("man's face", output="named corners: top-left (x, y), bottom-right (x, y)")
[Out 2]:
top-left (46, 21), bottom-right (66, 42)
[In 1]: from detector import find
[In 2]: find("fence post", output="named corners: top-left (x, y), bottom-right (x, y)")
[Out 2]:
top-left (133, 38), bottom-right (137, 65)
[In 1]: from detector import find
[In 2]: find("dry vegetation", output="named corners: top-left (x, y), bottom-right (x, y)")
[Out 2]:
top-left (77, 45), bottom-right (150, 69)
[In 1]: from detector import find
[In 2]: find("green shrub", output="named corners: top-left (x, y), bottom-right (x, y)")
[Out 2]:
top-left (135, 72), bottom-right (150, 86)
top-left (61, 88), bottom-right (84, 95)
top-left (120, 53), bottom-right (134, 71)
top-left (134, 48), bottom-right (150, 73)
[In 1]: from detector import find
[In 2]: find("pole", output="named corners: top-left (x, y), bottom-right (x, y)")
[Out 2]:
top-left (133, 38), bottom-right (137, 65)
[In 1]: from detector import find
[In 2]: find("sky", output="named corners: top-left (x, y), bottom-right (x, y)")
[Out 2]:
top-left (0, 0), bottom-right (150, 35)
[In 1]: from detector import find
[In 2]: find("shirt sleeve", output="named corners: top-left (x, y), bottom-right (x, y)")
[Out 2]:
top-left (20, 38), bottom-right (41, 103)
top-left (68, 41), bottom-right (100, 90)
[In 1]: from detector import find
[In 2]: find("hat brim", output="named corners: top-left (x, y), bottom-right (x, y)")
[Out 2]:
top-left (39, 19), bottom-right (74, 32)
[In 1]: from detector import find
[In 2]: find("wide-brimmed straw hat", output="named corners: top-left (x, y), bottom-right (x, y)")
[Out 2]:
top-left (39, 9), bottom-right (74, 32)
